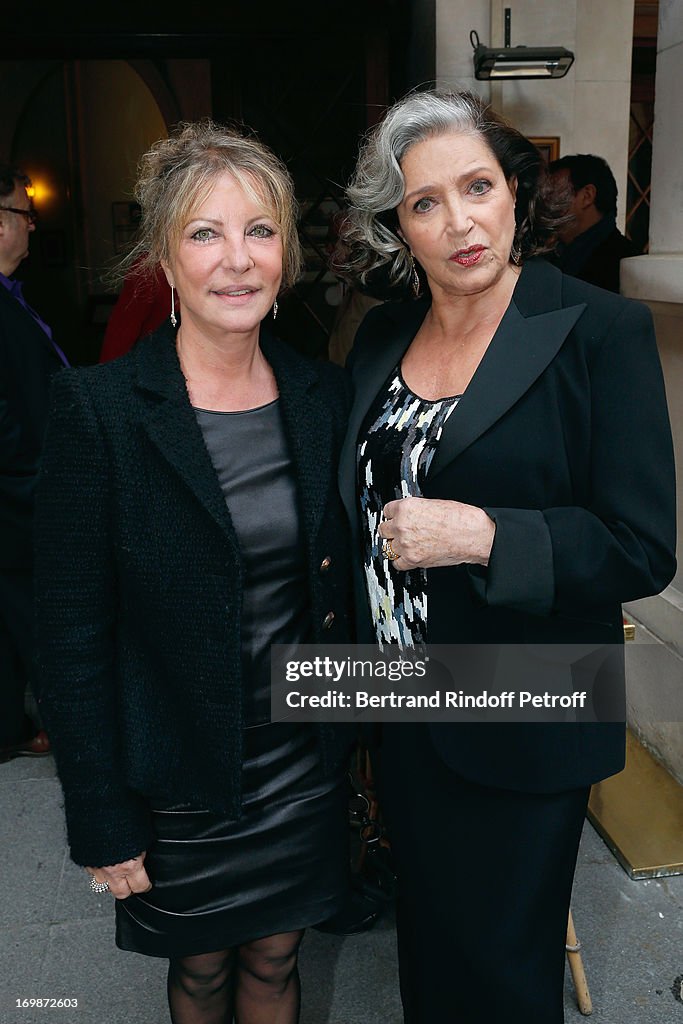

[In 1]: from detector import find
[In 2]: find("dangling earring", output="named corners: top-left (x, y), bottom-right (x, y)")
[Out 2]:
top-left (170, 286), bottom-right (177, 328)
top-left (409, 254), bottom-right (421, 298)
top-left (273, 298), bottom-right (279, 320)
top-left (510, 240), bottom-right (522, 266)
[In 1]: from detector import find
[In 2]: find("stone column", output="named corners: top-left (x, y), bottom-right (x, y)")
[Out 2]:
top-left (620, 0), bottom-right (683, 783)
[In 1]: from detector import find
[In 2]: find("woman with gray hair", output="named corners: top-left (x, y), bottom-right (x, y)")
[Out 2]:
top-left (335, 89), bottom-right (676, 1022)
top-left (34, 120), bottom-right (354, 1024)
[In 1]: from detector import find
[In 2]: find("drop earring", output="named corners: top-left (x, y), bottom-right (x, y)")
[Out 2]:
top-left (409, 254), bottom-right (421, 298)
top-left (273, 298), bottom-right (279, 320)
top-left (510, 240), bottom-right (522, 266)
top-left (170, 286), bottom-right (177, 328)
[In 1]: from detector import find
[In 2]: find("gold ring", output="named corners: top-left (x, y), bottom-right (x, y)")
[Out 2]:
top-left (382, 539), bottom-right (399, 561)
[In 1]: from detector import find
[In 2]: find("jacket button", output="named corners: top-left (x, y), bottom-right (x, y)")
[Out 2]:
top-left (320, 556), bottom-right (332, 572)
top-left (322, 611), bottom-right (335, 629)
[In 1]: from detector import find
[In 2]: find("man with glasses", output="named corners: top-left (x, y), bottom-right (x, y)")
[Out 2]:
top-left (0, 163), bottom-right (67, 762)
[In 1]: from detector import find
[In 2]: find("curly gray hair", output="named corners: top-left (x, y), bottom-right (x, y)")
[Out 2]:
top-left (335, 89), bottom-right (562, 296)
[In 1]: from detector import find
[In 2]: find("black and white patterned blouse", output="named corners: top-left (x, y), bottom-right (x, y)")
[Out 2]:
top-left (357, 366), bottom-right (460, 649)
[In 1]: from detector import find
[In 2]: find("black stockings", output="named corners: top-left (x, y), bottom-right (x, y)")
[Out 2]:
top-left (168, 948), bottom-right (235, 1024)
top-left (168, 930), bottom-right (304, 1024)
top-left (234, 931), bottom-right (303, 1024)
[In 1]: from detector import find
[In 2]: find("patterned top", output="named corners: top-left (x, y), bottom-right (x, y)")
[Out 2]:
top-left (357, 366), bottom-right (460, 649)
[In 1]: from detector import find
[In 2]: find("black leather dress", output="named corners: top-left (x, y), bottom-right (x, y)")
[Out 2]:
top-left (115, 399), bottom-right (349, 957)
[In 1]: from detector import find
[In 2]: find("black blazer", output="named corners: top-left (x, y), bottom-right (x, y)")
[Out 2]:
top-left (339, 258), bottom-right (676, 793)
top-left (34, 323), bottom-right (353, 866)
top-left (0, 283), bottom-right (63, 569)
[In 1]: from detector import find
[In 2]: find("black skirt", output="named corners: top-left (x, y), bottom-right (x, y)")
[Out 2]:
top-left (115, 722), bottom-right (349, 958)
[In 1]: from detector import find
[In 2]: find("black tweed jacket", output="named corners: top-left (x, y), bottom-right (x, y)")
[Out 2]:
top-left (34, 322), bottom-right (354, 867)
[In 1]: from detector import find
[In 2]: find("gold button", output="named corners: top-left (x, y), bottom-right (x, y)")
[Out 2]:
top-left (320, 556), bottom-right (332, 572)
top-left (322, 611), bottom-right (335, 629)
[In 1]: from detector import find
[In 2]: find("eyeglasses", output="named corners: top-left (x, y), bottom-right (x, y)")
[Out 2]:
top-left (0, 206), bottom-right (38, 224)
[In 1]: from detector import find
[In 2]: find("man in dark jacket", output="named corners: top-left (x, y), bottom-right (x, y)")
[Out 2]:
top-left (0, 162), bottom-right (67, 761)
top-left (548, 153), bottom-right (640, 293)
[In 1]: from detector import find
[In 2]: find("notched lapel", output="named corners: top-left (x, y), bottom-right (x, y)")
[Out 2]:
top-left (428, 299), bottom-right (587, 479)
top-left (134, 330), bottom-right (240, 552)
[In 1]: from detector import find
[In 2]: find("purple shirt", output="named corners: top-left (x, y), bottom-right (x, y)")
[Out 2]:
top-left (0, 271), bottom-right (69, 366)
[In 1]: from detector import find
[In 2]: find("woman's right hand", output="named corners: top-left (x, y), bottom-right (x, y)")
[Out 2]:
top-left (379, 496), bottom-right (496, 571)
top-left (86, 852), bottom-right (152, 899)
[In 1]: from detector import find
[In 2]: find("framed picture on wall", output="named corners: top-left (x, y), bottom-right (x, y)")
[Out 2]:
top-left (529, 137), bottom-right (560, 164)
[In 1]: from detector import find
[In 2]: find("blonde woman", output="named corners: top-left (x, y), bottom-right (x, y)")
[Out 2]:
top-left (35, 121), bottom-right (353, 1024)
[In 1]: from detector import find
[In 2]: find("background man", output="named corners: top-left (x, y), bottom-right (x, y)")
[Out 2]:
top-left (0, 163), bottom-right (67, 761)
top-left (548, 153), bottom-right (640, 293)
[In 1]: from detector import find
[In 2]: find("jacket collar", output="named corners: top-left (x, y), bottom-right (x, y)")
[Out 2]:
top-left (429, 259), bottom-right (586, 477)
top-left (133, 322), bottom-right (330, 550)
top-left (339, 258), bottom-right (586, 517)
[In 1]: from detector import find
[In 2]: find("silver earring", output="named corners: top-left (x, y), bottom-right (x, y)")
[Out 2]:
top-left (273, 298), bottom-right (279, 320)
top-left (170, 286), bottom-right (177, 327)
top-left (510, 240), bottom-right (522, 266)
top-left (409, 254), bottom-right (421, 298)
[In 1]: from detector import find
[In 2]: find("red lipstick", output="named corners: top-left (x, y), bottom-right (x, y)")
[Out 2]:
top-left (450, 245), bottom-right (485, 266)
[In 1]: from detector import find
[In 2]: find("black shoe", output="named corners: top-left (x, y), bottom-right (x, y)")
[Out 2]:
top-left (312, 887), bottom-right (382, 935)
top-left (0, 729), bottom-right (50, 763)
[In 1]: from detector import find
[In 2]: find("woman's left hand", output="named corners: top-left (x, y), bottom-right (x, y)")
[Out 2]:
top-left (378, 497), bottom-right (496, 571)
top-left (85, 853), bottom-right (152, 900)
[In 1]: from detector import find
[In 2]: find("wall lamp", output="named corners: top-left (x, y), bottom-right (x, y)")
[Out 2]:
top-left (470, 9), bottom-right (574, 81)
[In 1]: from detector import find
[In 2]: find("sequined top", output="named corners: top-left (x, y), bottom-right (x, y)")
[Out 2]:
top-left (357, 367), bottom-right (460, 649)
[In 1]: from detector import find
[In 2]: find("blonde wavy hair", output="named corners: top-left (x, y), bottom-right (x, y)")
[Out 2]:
top-left (118, 119), bottom-right (303, 291)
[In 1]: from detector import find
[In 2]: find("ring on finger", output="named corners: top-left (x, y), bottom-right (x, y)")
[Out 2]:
top-left (89, 875), bottom-right (110, 894)
top-left (382, 539), bottom-right (399, 561)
